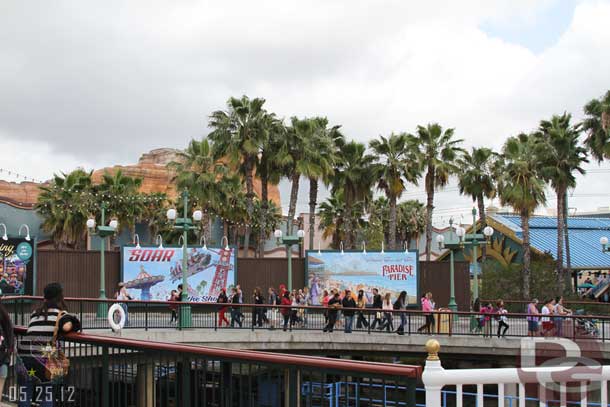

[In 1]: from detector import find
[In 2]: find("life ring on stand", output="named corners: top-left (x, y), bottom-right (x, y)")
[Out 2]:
top-left (108, 303), bottom-right (126, 331)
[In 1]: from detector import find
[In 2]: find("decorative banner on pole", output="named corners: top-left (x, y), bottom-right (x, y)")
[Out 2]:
top-left (306, 250), bottom-right (419, 306)
top-left (121, 246), bottom-right (236, 302)
top-left (0, 238), bottom-right (34, 295)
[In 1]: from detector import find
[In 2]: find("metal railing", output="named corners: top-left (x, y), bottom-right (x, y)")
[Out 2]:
top-left (482, 299), bottom-right (610, 316)
top-left (4, 326), bottom-right (420, 406)
top-left (3, 295), bottom-right (610, 342)
top-left (422, 340), bottom-right (610, 407)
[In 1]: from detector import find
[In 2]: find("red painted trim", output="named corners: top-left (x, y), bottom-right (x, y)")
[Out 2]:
top-left (13, 326), bottom-right (421, 378)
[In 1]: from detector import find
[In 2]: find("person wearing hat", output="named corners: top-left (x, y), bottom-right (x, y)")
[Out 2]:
top-left (17, 282), bottom-right (80, 405)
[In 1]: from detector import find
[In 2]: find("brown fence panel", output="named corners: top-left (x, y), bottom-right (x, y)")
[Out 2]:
top-left (34, 251), bottom-right (470, 310)
top-left (36, 251), bottom-right (120, 298)
top-left (419, 261), bottom-right (470, 311)
top-left (236, 257), bottom-right (305, 296)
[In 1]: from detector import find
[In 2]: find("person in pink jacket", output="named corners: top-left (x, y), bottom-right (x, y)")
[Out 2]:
top-left (417, 292), bottom-right (435, 334)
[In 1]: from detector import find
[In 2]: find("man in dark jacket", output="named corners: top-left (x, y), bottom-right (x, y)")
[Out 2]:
top-left (370, 288), bottom-right (383, 330)
top-left (323, 292), bottom-right (341, 333)
top-left (230, 288), bottom-right (242, 328)
top-left (342, 289), bottom-right (356, 333)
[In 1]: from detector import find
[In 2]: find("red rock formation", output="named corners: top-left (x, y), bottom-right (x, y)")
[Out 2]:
top-left (0, 149), bottom-right (281, 207)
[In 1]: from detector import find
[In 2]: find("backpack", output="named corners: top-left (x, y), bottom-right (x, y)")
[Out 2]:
top-left (275, 294), bottom-right (282, 306)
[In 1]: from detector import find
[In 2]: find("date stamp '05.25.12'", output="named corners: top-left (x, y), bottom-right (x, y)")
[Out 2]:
top-left (6, 385), bottom-right (76, 403)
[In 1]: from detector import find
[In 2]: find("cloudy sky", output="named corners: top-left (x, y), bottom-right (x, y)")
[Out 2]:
top-left (1, 0), bottom-right (610, 225)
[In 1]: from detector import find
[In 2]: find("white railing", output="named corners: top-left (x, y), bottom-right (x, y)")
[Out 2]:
top-left (422, 339), bottom-right (610, 407)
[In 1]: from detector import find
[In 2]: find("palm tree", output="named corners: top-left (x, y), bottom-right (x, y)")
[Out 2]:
top-left (536, 113), bottom-right (588, 292)
top-left (397, 200), bottom-right (426, 251)
top-left (283, 117), bottom-right (317, 235)
top-left (410, 124), bottom-right (464, 261)
top-left (369, 133), bottom-right (421, 249)
top-left (457, 147), bottom-right (497, 261)
top-left (209, 96), bottom-right (269, 257)
top-left (251, 199), bottom-right (282, 256)
top-left (332, 141), bottom-right (376, 249)
top-left (216, 174), bottom-right (248, 247)
top-left (140, 192), bottom-right (169, 244)
top-left (318, 192), bottom-right (346, 249)
top-left (496, 133), bottom-right (547, 298)
top-left (256, 113), bottom-right (285, 257)
top-left (304, 117), bottom-right (343, 250)
top-left (170, 137), bottom-right (228, 242)
top-left (96, 169), bottom-right (143, 239)
top-left (35, 169), bottom-right (94, 249)
top-left (583, 90), bottom-right (610, 161)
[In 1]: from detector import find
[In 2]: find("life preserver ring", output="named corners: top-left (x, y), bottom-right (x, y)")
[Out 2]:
top-left (108, 303), bottom-right (126, 331)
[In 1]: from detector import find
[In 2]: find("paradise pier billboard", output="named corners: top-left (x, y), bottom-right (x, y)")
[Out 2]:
top-left (121, 245), bottom-right (236, 302)
top-left (306, 250), bottom-right (419, 306)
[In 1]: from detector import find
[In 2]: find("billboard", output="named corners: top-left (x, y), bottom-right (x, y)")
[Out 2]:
top-left (121, 245), bottom-right (235, 302)
top-left (306, 250), bottom-right (419, 306)
top-left (0, 237), bottom-right (35, 295)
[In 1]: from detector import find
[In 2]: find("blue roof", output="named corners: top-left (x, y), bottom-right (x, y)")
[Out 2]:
top-left (489, 214), bottom-right (610, 269)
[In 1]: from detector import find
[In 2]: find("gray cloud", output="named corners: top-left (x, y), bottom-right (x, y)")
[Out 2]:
top-left (1, 0), bottom-right (609, 213)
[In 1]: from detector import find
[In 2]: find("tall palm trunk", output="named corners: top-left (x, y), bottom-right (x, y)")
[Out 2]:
top-left (202, 212), bottom-right (212, 243)
top-left (602, 111), bottom-right (610, 132)
top-left (259, 166), bottom-right (269, 258)
top-left (223, 221), bottom-right (229, 240)
top-left (564, 190), bottom-right (573, 293)
top-left (308, 177), bottom-right (318, 251)
top-left (521, 210), bottom-right (531, 299)
top-left (287, 173), bottom-right (300, 235)
top-left (556, 187), bottom-right (566, 292)
top-left (232, 225), bottom-right (239, 254)
top-left (477, 193), bottom-right (487, 261)
top-left (243, 157), bottom-right (255, 258)
top-left (389, 195), bottom-right (397, 250)
top-left (424, 167), bottom-right (435, 261)
top-left (344, 195), bottom-right (353, 249)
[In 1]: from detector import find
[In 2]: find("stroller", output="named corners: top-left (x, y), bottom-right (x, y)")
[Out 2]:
top-left (574, 309), bottom-right (599, 338)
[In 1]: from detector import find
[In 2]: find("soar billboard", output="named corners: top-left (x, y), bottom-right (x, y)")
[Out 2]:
top-left (0, 238), bottom-right (35, 295)
top-left (121, 245), bottom-right (235, 302)
top-left (306, 250), bottom-right (419, 306)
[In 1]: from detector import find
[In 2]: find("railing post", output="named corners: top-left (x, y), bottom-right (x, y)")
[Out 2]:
top-left (19, 297), bottom-right (24, 326)
top-left (79, 300), bottom-right (84, 331)
top-left (145, 302), bottom-right (149, 331)
top-left (405, 377), bottom-right (417, 407)
top-left (367, 311), bottom-right (371, 334)
top-left (421, 339), bottom-right (444, 407)
top-left (408, 313), bottom-right (411, 336)
top-left (13, 298), bottom-right (18, 325)
top-left (221, 361), bottom-right (232, 406)
top-left (285, 367), bottom-right (300, 407)
top-left (101, 345), bottom-right (109, 407)
top-left (180, 356), bottom-right (191, 407)
top-left (214, 307), bottom-right (218, 331)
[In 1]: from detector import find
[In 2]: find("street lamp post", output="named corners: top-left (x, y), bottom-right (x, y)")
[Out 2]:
top-left (437, 209), bottom-right (493, 307)
top-left (274, 221), bottom-right (305, 292)
top-left (87, 202), bottom-right (118, 317)
top-left (166, 189), bottom-right (202, 329)
top-left (436, 218), bottom-right (460, 311)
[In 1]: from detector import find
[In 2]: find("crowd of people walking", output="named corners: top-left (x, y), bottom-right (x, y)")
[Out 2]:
top-left (209, 284), bottom-right (437, 335)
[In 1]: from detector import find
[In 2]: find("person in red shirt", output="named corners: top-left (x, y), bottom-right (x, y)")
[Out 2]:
top-left (280, 291), bottom-right (292, 331)
top-left (216, 288), bottom-right (229, 327)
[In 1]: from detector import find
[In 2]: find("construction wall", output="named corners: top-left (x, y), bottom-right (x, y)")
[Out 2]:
top-left (33, 251), bottom-right (470, 310)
